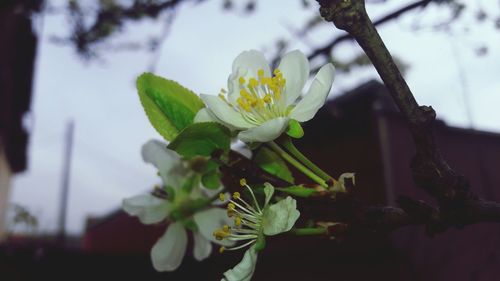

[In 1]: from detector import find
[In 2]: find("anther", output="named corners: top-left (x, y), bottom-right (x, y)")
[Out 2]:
top-left (248, 78), bottom-right (259, 88)
top-left (239, 77), bottom-right (245, 85)
top-left (258, 69), bottom-right (265, 77)
top-left (219, 246), bottom-right (225, 253)
top-left (263, 94), bottom-right (272, 104)
top-left (239, 178), bottom-right (247, 186)
top-left (219, 193), bottom-right (226, 202)
top-left (233, 192), bottom-right (240, 199)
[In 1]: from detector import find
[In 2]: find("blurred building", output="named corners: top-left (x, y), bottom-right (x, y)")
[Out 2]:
top-left (78, 80), bottom-right (500, 281)
top-left (0, 1), bottom-right (39, 240)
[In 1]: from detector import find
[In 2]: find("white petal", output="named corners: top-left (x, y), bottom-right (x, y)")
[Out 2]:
top-left (151, 222), bottom-right (187, 271)
top-left (193, 208), bottom-right (234, 246)
top-left (263, 183), bottom-right (275, 208)
top-left (332, 172), bottom-right (356, 193)
top-left (222, 246), bottom-right (258, 281)
top-left (232, 50), bottom-right (271, 77)
top-left (200, 94), bottom-right (253, 130)
top-left (193, 232), bottom-right (213, 261)
top-left (122, 194), bottom-right (170, 225)
top-left (194, 108), bottom-right (217, 123)
top-left (289, 63), bottom-right (335, 122)
top-left (141, 140), bottom-right (187, 188)
top-left (195, 108), bottom-right (237, 132)
top-left (227, 50), bottom-right (271, 105)
top-left (278, 50), bottom-right (309, 105)
top-left (262, 196), bottom-right (300, 236)
top-left (237, 117), bottom-right (289, 143)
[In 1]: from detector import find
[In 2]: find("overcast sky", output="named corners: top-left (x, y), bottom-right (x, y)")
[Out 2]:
top-left (9, 0), bottom-right (500, 234)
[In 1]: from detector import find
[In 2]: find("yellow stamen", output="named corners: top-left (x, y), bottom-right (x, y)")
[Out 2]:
top-left (273, 68), bottom-right (281, 75)
top-left (263, 94), bottom-right (272, 104)
top-left (233, 192), bottom-right (241, 199)
top-left (213, 229), bottom-right (230, 240)
top-left (223, 224), bottom-right (230, 233)
top-left (239, 77), bottom-right (245, 85)
top-left (258, 69), bottom-right (265, 77)
top-left (261, 77), bottom-right (272, 85)
top-left (219, 246), bottom-right (225, 253)
top-left (239, 178), bottom-right (247, 186)
top-left (218, 93), bottom-right (227, 102)
top-left (235, 216), bottom-right (242, 226)
top-left (237, 97), bottom-right (251, 112)
top-left (219, 193), bottom-right (226, 202)
top-left (248, 78), bottom-right (259, 88)
top-left (228, 203), bottom-right (236, 211)
top-left (240, 89), bottom-right (256, 106)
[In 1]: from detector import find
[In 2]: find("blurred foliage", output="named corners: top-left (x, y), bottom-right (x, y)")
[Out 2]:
top-left (6, 203), bottom-right (38, 235)
top-left (39, 0), bottom-right (500, 72)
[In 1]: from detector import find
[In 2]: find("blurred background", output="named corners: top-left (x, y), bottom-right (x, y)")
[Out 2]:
top-left (1, 0), bottom-right (500, 280)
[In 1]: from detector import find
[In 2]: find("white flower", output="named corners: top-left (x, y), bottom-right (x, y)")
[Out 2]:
top-left (214, 180), bottom-right (300, 281)
top-left (198, 49), bottom-right (335, 143)
top-left (122, 140), bottom-right (231, 271)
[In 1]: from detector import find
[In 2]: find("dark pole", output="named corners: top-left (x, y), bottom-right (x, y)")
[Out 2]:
top-left (58, 120), bottom-right (74, 245)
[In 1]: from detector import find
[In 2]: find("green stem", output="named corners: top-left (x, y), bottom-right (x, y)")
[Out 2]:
top-left (291, 227), bottom-right (327, 236)
top-left (268, 141), bottom-right (328, 188)
top-left (279, 137), bottom-right (333, 182)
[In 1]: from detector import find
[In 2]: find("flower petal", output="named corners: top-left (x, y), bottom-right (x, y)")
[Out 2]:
top-left (232, 50), bottom-right (271, 77)
top-left (262, 196), bottom-right (300, 236)
top-left (222, 246), bottom-right (258, 281)
top-left (122, 194), bottom-right (170, 225)
top-left (237, 117), bottom-right (289, 143)
top-left (141, 140), bottom-right (187, 188)
top-left (194, 108), bottom-right (217, 123)
top-left (332, 172), bottom-right (356, 193)
top-left (263, 183), bottom-right (275, 208)
top-left (193, 231), bottom-right (213, 261)
top-left (289, 63), bottom-right (335, 122)
top-left (193, 208), bottom-right (234, 246)
top-left (200, 94), bottom-right (253, 130)
top-left (151, 221), bottom-right (187, 271)
top-left (278, 50), bottom-right (309, 106)
top-left (227, 50), bottom-right (271, 105)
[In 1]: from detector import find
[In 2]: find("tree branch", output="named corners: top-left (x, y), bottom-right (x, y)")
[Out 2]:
top-left (314, 0), bottom-right (500, 229)
top-left (307, 0), bottom-right (432, 63)
top-left (69, 0), bottom-right (193, 56)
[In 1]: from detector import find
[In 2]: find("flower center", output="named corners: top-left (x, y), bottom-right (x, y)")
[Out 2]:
top-left (213, 179), bottom-right (264, 253)
top-left (218, 68), bottom-right (287, 125)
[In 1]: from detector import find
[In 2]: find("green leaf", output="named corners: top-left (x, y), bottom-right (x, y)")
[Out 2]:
top-left (254, 147), bottom-right (294, 183)
top-left (137, 73), bottom-right (204, 141)
top-left (201, 169), bottom-right (221, 190)
top-left (168, 122), bottom-right (231, 158)
top-left (276, 186), bottom-right (317, 198)
top-left (286, 119), bottom-right (304, 139)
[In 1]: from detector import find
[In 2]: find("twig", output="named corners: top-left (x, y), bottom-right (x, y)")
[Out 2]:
top-left (307, 0), bottom-right (432, 62)
top-left (315, 0), bottom-right (500, 229)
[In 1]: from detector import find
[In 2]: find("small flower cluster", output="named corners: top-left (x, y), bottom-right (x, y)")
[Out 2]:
top-left (122, 140), bottom-right (231, 272)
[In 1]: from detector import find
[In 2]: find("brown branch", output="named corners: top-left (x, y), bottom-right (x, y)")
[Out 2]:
top-left (69, 0), bottom-right (193, 56)
top-left (307, 0), bottom-right (432, 63)
top-left (221, 149), bottom-right (500, 235)
top-left (314, 0), bottom-right (500, 228)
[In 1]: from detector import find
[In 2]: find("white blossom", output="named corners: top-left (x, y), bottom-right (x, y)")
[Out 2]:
top-left (199, 50), bottom-right (335, 143)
